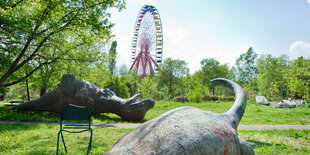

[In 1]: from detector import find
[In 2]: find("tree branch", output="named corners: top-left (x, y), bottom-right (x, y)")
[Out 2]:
top-left (0, 28), bottom-right (38, 85)
top-left (36, 54), bottom-right (96, 62)
top-left (5, 0), bottom-right (25, 9)
top-left (1, 60), bottom-right (56, 87)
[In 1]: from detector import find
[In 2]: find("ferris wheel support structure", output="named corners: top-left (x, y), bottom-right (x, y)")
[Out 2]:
top-left (129, 5), bottom-right (163, 78)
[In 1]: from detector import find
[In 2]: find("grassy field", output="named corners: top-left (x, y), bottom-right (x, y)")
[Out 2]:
top-left (0, 101), bottom-right (309, 154)
top-left (0, 124), bottom-right (130, 154)
top-left (0, 124), bottom-right (309, 154)
top-left (2, 100), bottom-right (309, 125)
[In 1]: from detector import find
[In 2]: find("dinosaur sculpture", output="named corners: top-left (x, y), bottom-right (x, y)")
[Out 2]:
top-left (7, 74), bottom-right (155, 121)
top-left (106, 78), bottom-right (255, 155)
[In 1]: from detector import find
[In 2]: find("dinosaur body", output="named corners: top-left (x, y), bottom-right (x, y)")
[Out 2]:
top-left (106, 78), bottom-right (254, 155)
top-left (8, 74), bottom-right (155, 121)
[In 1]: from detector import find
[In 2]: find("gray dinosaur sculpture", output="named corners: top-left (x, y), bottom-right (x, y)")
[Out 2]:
top-left (106, 78), bottom-right (255, 155)
top-left (7, 74), bottom-right (155, 121)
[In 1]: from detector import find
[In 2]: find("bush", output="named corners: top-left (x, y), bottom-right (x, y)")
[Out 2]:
top-left (188, 89), bottom-right (203, 103)
top-left (107, 76), bottom-right (130, 99)
top-left (204, 95), bottom-right (219, 101)
top-left (219, 96), bottom-right (235, 101)
top-left (204, 95), bottom-right (235, 101)
top-left (173, 95), bottom-right (188, 103)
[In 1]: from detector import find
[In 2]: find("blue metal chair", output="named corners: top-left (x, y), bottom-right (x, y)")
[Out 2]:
top-left (56, 104), bottom-right (92, 154)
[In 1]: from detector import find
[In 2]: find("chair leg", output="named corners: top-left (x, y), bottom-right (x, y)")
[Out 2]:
top-left (87, 129), bottom-right (93, 155)
top-left (56, 131), bottom-right (61, 155)
top-left (60, 131), bottom-right (68, 153)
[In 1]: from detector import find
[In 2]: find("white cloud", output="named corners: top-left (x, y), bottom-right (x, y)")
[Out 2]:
top-left (213, 45), bottom-right (250, 67)
top-left (162, 24), bottom-right (250, 74)
top-left (307, 0), bottom-right (310, 4)
top-left (130, 0), bottom-right (155, 5)
top-left (115, 34), bottom-right (132, 69)
top-left (289, 41), bottom-right (310, 59)
top-left (163, 24), bottom-right (203, 74)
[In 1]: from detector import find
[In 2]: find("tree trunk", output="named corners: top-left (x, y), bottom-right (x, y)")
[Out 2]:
top-left (40, 87), bottom-right (47, 97)
top-left (26, 78), bottom-right (30, 102)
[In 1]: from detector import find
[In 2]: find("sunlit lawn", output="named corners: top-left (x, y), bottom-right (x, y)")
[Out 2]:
top-left (1, 101), bottom-right (309, 125)
top-left (0, 124), bottom-right (309, 154)
top-left (0, 101), bottom-right (309, 154)
top-left (144, 101), bottom-right (310, 125)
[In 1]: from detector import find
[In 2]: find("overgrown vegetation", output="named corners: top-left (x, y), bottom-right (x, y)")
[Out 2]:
top-left (2, 48), bottom-right (309, 105)
top-left (0, 124), bottom-right (309, 154)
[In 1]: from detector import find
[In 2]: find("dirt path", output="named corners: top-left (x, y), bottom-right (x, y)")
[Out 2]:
top-left (0, 121), bottom-right (309, 130)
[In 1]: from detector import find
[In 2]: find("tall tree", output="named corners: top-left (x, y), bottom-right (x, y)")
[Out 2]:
top-left (108, 41), bottom-right (117, 77)
top-left (257, 54), bottom-right (289, 98)
top-left (200, 58), bottom-right (229, 87)
top-left (0, 0), bottom-right (125, 88)
top-left (157, 58), bottom-right (189, 99)
top-left (125, 68), bottom-right (140, 96)
top-left (192, 58), bottom-right (230, 97)
top-left (285, 57), bottom-right (310, 101)
top-left (139, 76), bottom-right (159, 99)
top-left (118, 64), bottom-right (129, 78)
top-left (235, 47), bottom-right (258, 91)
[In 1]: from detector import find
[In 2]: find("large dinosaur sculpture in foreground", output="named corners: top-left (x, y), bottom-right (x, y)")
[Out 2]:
top-left (7, 74), bottom-right (155, 121)
top-left (106, 78), bottom-right (255, 155)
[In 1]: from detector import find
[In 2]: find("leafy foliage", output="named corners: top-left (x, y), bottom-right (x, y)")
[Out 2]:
top-left (157, 58), bottom-right (189, 99)
top-left (285, 57), bottom-right (310, 102)
top-left (235, 47), bottom-right (258, 94)
top-left (139, 76), bottom-right (159, 99)
top-left (0, 0), bottom-right (125, 88)
top-left (108, 76), bottom-right (130, 99)
top-left (257, 54), bottom-right (289, 99)
top-left (108, 41), bottom-right (117, 76)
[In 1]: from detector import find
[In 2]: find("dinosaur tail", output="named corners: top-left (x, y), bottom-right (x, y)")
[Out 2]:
top-left (211, 78), bottom-right (247, 129)
top-left (6, 90), bottom-right (59, 112)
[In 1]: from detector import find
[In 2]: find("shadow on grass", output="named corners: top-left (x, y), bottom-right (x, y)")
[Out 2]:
top-left (247, 139), bottom-right (273, 149)
top-left (1, 105), bottom-right (149, 124)
top-left (92, 113), bottom-right (123, 123)
top-left (247, 139), bottom-right (309, 154)
top-left (92, 113), bottom-right (149, 124)
top-left (0, 123), bottom-right (41, 132)
top-left (248, 139), bottom-right (304, 150)
top-left (0, 106), bottom-right (59, 122)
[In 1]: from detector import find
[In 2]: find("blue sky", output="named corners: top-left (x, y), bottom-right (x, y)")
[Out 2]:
top-left (109, 0), bottom-right (310, 74)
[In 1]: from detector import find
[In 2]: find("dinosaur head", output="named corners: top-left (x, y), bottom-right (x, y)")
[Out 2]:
top-left (120, 94), bottom-right (155, 122)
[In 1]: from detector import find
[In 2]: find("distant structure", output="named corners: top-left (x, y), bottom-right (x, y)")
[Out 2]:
top-left (129, 5), bottom-right (163, 78)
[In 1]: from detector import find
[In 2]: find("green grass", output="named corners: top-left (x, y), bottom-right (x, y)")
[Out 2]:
top-left (0, 101), bottom-right (309, 154)
top-left (238, 129), bottom-right (310, 154)
top-left (0, 124), bottom-right (309, 154)
top-left (0, 124), bottom-right (131, 154)
top-left (1, 101), bottom-right (309, 124)
top-left (144, 100), bottom-right (310, 125)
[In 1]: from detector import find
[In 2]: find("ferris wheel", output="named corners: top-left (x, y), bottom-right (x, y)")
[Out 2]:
top-left (129, 5), bottom-right (163, 77)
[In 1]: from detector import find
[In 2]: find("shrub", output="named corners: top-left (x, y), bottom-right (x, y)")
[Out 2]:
top-left (204, 95), bottom-right (219, 101)
top-left (219, 96), bottom-right (235, 101)
top-left (173, 95), bottom-right (188, 103)
top-left (188, 89), bottom-right (203, 103)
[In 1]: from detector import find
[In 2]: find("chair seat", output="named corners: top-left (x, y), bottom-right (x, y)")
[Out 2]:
top-left (63, 124), bottom-right (90, 128)
top-left (62, 124), bottom-right (91, 133)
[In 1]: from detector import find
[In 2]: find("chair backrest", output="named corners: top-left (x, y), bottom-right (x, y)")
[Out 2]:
top-left (61, 104), bottom-right (91, 121)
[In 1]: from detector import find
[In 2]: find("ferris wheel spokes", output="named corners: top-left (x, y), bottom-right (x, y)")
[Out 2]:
top-left (129, 5), bottom-right (163, 77)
